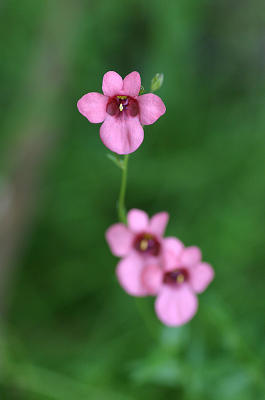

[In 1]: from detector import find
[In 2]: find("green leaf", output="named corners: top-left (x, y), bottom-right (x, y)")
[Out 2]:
top-left (107, 154), bottom-right (124, 169)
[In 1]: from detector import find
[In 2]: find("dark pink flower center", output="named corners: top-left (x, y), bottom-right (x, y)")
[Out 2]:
top-left (134, 232), bottom-right (160, 256)
top-left (163, 268), bottom-right (189, 287)
top-left (106, 95), bottom-right (139, 117)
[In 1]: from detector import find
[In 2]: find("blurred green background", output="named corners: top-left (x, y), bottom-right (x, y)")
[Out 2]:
top-left (0, 0), bottom-right (264, 399)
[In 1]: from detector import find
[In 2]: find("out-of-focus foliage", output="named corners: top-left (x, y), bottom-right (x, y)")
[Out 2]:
top-left (0, 0), bottom-right (264, 399)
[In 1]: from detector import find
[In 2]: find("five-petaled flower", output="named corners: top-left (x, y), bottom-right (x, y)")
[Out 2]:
top-left (150, 239), bottom-right (214, 326)
top-left (106, 209), bottom-right (169, 296)
top-left (77, 71), bottom-right (166, 154)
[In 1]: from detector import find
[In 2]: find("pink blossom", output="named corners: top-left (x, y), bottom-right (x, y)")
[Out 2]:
top-left (77, 71), bottom-right (166, 154)
top-left (153, 239), bottom-right (214, 326)
top-left (149, 239), bottom-right (214, 326)
top-left (105, 209), bottom-right (169, 296)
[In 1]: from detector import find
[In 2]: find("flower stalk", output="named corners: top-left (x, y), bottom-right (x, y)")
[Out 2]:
top-left (118, 154), bottom-right (129, 224)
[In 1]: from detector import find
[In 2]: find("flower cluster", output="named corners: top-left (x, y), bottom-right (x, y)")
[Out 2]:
top-left (77, 71), bottom-right (214, 327)
top-left (106, 209), bottom-right (214, 326)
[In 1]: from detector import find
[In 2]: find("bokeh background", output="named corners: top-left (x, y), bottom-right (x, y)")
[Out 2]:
top-left (0, 0), bottom-right (264, 399)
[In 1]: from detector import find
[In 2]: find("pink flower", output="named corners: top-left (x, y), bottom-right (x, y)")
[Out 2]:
top-left (146, 239), bottom-right (214, 326)
top-left (77, 71), bottom-right (166, 154)
top-left (105, 209), bottom-right (169, 296)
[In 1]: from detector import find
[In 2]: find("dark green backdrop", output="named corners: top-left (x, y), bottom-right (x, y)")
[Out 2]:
top-left (0, 0), bottom-right (264, 399)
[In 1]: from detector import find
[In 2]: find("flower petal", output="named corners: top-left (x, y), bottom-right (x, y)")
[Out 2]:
top-left (127, 209), bottom-right (149, 233)
top-left (149, 212), bottom-right (169, 236)
top-left (163, 237), bottom-right (184, 271)
top-left (77, 92), bottom-right (108, 123)
top-left (180, 246), bottom-right (202, 268)
top-left (138, 93), bottom-right (166, 125)
top-left (123, 71), bottom-right (141, 97)
top-left (190, 262), bottom-right (214, 293)
top-left (142, 264), bottom-right (163, 295)
top-left (100, 115), bottom-right (144, 154)
top-left (102, 71), bottom-right (123, 96)
top-left (155, 284), bottom-right (198, 326)
top-left (116, 253), bottom-right (147, 296)
top-left (105, 223), bottom-right (133, 257)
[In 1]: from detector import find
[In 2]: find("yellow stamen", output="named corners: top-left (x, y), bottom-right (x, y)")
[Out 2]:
top-left (140, 239), bottom-right (148, 251)
top-left (117, 95), bottom-right (127, 100)
top-left (176, 274), bottom-right (184, 284)
top-left (119, 103), bottom-right (123, 112)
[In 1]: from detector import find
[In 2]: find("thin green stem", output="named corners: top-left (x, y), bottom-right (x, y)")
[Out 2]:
top-left (118, 154), bottom-right (129, 224)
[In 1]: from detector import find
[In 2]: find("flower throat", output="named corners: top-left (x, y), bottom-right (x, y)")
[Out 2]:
top-left (106, 95), bottom-right (139, 117)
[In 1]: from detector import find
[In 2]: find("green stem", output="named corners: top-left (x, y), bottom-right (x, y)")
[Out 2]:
top-left (118, 155), bottom-right (129, 224)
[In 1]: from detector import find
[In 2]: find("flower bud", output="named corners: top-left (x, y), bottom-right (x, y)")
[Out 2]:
top-left (150, 73), bottom-right (164, 92)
